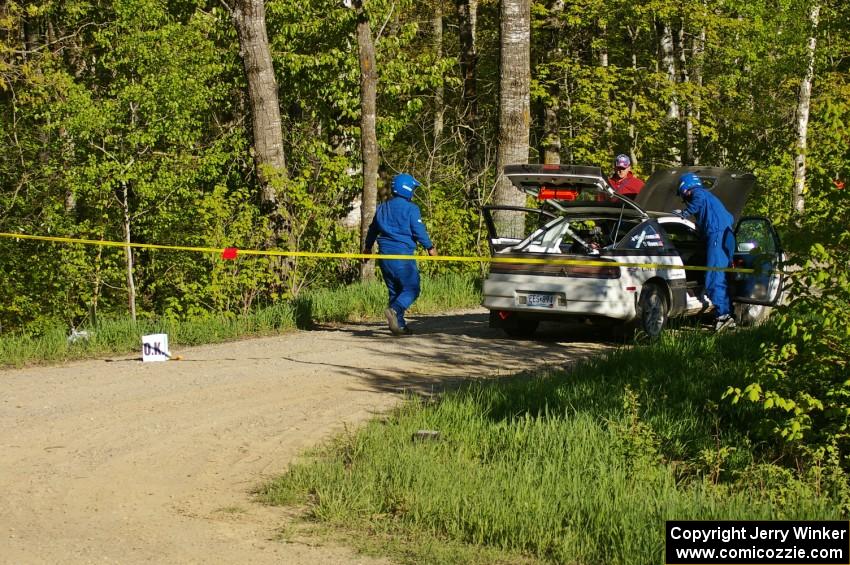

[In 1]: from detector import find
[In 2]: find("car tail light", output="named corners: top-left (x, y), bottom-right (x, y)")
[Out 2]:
top-left (490, 260), bottom-right (620, 278)
top-left (538, 188), bottom-right (578, 201)
top-left (541, 164), bottom-right (561, 171)
top-left (562, 264), bottom-right (620, 279)
top-left (733, 258), bottom-right (745, 268)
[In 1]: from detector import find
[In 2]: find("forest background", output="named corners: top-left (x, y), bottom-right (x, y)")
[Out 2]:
top-left (0, 0), bottom-right (848, 335)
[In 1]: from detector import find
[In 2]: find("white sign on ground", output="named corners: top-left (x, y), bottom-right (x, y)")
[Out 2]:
top-left (141, 333), bottom-right (170, 362)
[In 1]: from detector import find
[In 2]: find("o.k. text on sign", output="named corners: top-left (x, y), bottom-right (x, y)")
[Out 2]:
top-left (141, 334), bottom-right (170, 363)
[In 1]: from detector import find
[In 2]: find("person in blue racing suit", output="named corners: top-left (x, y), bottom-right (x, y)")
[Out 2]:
top-left (676, 172), bottom-right (737, 332)
top-left (363, 173), bottom-right (437, 335)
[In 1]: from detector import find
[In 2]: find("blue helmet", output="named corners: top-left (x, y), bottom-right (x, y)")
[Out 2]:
top-left (392, 173), bottom-right (420, 199)
top-left (678, 172), bottom-right (703, 197)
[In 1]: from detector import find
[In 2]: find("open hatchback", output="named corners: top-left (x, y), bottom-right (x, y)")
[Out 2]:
top-left (482, 164), bottom-right (785, 338)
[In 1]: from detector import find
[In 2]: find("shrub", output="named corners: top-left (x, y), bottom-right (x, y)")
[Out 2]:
top-left (725, 237), bottom-right (850, 468)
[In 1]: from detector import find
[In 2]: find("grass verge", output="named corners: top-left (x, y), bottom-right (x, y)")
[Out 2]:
top-left (260, 325), bottom-right (846, 564)
top-left (0, 272), bottom-right (481, 367)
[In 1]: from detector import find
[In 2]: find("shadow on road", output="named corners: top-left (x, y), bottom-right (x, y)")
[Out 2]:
top-left (304, 310), bottom-right (622, 399)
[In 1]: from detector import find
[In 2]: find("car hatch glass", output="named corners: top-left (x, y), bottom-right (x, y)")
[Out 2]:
top-left (482, 206), bottom-right (558, 252)
top-left (618, 222), bottom-right (666, 250)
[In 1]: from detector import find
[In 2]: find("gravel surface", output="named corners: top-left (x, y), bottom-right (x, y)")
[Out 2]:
top-left (0, 309), bottom-right (613, 564)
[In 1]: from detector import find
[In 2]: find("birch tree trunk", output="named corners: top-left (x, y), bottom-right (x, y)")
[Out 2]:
top-left (690, 25), bottom-right (706, 165)
top-left (792, 3), bottom-right (820, 216)
top-left (432, 1), bottom-right (444, 142)
top-left (457, 0), bottom-right (479, 171)
top-left (231, 0), bottom-right (286, 207)
top-left (659, 20), bottom-right (678, 120)
top-left (494, 0), bottom-right (530, 228)
top-left (121, 181), bottom-right (137, 323)
top-left (627, 26), bottom-right (639, 164)
top-left (541, 0), bottom-right (563, 164)
top-left (658, 19), bottom-right (681, 165)
top-left (354, 0), bottom-right (379, 281)
top-left (678, 26), bottom-right (693, 164)
top-left (599, 21), bottom-right (612, 136)
top-left (542, 101), bottom-right (560, 165)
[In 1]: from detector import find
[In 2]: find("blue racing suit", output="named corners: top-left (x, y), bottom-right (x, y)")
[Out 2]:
top-left (682, 187), bottom-right (736, 318)
top-left (364, 195), bottom-right (434, 329)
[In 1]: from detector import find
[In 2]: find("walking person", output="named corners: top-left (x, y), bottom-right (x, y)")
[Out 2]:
top-left (676, 172), bottom-right (737, 331)
top-left (363, 173), bottom-right (437, 335)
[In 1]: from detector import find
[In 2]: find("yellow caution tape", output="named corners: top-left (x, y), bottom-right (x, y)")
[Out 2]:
top-left (0, 231), bottom-right (763, 274)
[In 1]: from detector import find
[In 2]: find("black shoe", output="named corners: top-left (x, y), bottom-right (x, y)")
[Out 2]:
top-left (399, 327), bottom-right (413, 336)
top-left (384, 308), bottom-right (403, 335)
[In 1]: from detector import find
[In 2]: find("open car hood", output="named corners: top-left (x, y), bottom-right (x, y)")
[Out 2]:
top-left (504, 164), bottom-right (648, 217)
top-left (635, 166), bottom-right (756, 221)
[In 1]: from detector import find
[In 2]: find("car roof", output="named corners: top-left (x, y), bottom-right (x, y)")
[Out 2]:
top-left (635, 166), bottom-right (756, 221)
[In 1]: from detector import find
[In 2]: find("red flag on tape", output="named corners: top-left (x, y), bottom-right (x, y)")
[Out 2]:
top-left (221, 247), bottom-right (238, 260)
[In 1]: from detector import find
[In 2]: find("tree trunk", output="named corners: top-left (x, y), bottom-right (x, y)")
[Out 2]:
top-left (678, 25), bottom-right (694, 164)
top-left (658, 19), bottom-right (681, 165)
top-left (540, 0), bottom-right (563, 164)
top-left (542, 101), bottom-right (560, 165)
top-left (599, 21), bottom-right (612, 136)
top-left (690, 25), bottom-right (706, 165)
top-left (658, 20), bottom-right (678, 120)
top-left (793, 3), bottom-right (820, 216)
top-left (494, 0), bottom-right (530, 227)
top-left (354, 0), bottom-right (379, 281)
top-left (627, 26), bottom-right (639, 164)
top-left (432, 1), bottom-right (444, 142)
top-left (231, 0), bottom-right (286, 207)
top-left (121, 181), bottom-right (137, 323)
top-left (456, 0), bottom-right (479, 171)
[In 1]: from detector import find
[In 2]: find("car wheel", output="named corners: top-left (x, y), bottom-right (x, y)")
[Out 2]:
top-left (637, 283), bottom-right (669, 339)
top-left (503, 318), bottom-right (539, 339)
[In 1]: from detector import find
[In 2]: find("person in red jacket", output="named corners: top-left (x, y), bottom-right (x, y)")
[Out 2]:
top-left (607, 154), bottom-right (645, 200)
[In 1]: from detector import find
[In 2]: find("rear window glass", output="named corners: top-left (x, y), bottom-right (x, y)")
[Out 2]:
top-left (621, 223), bottom-right (665, 250)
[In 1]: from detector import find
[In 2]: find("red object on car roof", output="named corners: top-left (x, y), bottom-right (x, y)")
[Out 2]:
top-left (538, 187), bottom-right (578, 201)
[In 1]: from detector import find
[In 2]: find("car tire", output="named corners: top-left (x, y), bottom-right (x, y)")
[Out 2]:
top-left (635, 282), bottom-right (669, 339)
top-left (503, 318), bottom-right (539, 339)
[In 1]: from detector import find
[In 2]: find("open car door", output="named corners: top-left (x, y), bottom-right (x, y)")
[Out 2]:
top-left (731, 216), bottom-right (785, 306)
top-left (482, 205), bottom-right (557, 253)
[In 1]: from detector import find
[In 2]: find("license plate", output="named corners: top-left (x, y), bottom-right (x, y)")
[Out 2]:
top-left (526, 293), bottom-right (555, 308)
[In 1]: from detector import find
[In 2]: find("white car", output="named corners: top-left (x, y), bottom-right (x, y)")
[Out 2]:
top-left (482, 164), bottom-right (785, 338)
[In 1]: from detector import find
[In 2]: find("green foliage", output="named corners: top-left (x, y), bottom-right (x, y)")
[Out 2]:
top-left (262, 329), bottom-right (842, 563)
top-left (724, 234), bottom-right (850, 464)
top-left (1, 0), bottom-right (848, 338)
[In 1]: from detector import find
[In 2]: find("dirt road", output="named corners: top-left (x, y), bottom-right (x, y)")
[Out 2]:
top-left (0, 310), bottom-right (613, 564)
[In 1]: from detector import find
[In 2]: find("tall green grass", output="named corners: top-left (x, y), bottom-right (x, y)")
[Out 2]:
top-left (0, 272), bottom-right (482, 367)
top-left (261, 327), bottom-right (844, 564)
top-left (293, 271), bottom-right (481, 324)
